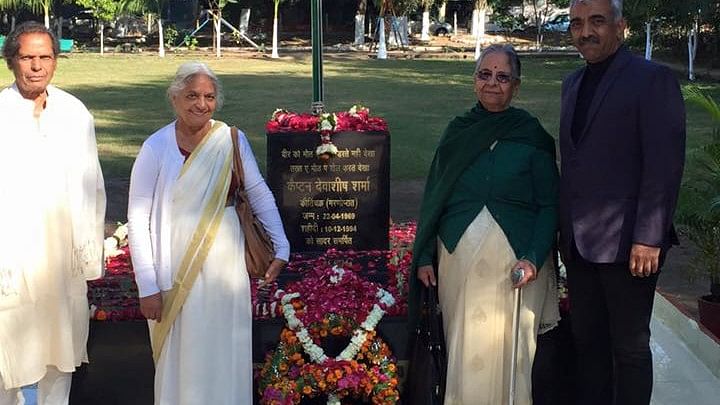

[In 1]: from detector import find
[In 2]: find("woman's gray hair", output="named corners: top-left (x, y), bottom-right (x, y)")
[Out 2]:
top-left (167, 62), bottom-right (224, 110)
top-left (570, 0), bottom-right (623, 20)
top-left (475, 44), bottom-right (521, 80)
top-left (2, 21), bottom-right (59, 69)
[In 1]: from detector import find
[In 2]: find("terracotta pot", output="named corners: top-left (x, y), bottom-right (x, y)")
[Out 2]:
top-left (698, 295), bottom-right (720, 338)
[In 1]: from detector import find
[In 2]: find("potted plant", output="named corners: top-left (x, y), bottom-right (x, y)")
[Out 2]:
top-left (676, 86), bottom-right (720, 337)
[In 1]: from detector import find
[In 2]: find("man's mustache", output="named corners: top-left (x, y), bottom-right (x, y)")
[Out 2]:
top-left (579, 36), bottom-right (600, 45)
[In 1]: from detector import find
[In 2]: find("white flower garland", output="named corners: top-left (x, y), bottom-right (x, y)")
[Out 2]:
top-left (279, 266), bottom-right (396, 366)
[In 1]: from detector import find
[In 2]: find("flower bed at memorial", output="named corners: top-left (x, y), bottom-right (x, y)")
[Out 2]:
top-left (88, 222), bottom-right (416, 322)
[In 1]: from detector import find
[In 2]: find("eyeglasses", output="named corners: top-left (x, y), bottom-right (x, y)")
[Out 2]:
top-left (475, 70), bottom-right (514, 84)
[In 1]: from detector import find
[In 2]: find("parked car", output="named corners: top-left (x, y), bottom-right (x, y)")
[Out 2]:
top-left (408, 18), bottom-right (454, 36)
top-left (543, 13), bottom-right (569, 32)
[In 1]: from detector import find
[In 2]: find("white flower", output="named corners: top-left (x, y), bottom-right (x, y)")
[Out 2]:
top-left (338, 329), bottom-right (367, 360)
top-left (329, 266), bottom-right (345, 284)
top-left (328, 394), bottom-right (341, 405)
top-left (281, 292), bottom-right (300, 305)
top-left (103, 237), bottom-right (121, 260)
top-left (113, 224), bottom-right (129, 245)
top-left (318, 113), bottom-right (337, 131)
top-left (377, 289), bottom-right (396, 307)
top-left (316, 143), bottom-right (339, 156)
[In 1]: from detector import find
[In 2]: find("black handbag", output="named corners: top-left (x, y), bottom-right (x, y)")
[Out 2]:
top-left (404, 286), bottom-right (447, 405)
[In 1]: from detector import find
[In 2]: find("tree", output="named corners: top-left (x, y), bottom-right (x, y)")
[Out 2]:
top-left (0, 0), bottom-right (22, 31)
top-left (472, 0), bottom-right (488, 59)
top-left (372, 0), bottom-right (394, 59)
top-left (530, 0), bottom-right (568, 50)
top-left (75, 0), bottom-right (119, 55)
top-left (354, 0), bottom-right (368, 45)
top-left (0, 0), bottom-right (53, 28)
top-left (119, 0), bottom-right (169, 57)
top-left (271, 0), bottom-right (284, 58)
top-left (208, 0), bottom-right (237, 58)
top-left (419, 0), bottom-right (434, 41)
top-left (625, 0), bottom-right (661, 60)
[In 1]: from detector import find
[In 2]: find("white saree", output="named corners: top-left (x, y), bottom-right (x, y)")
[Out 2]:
top-left (438, 208), bottom-right (559, 405)
top-left (0, 84), bottom-right (106, 390)
top-left (149, 123), bottom-right (253, 405)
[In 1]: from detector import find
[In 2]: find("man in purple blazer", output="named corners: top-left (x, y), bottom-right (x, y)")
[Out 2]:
top-left (559, 1), bottom-right (686, 404)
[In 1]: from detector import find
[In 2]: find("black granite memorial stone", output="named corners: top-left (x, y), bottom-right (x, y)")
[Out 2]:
top-left (267, 131), bottom-right (390, 252)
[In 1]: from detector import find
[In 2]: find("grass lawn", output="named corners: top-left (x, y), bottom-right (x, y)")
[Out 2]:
top-left (1, 53), bottom-right (717, 180)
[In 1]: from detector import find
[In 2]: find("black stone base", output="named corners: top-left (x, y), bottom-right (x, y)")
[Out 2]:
top-left (70, 321), bottom-right (154, 405)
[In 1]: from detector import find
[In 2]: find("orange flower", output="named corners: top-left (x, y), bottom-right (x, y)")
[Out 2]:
top-left (302, 385), bottom-right (312, 395)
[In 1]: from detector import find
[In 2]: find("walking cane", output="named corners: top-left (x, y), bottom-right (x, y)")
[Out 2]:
top-left (509, 267), bottom-right (524, 405)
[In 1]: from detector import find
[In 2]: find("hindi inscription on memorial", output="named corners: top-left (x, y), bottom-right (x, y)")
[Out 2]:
top-left (267, 131), bottom-right (390, 252)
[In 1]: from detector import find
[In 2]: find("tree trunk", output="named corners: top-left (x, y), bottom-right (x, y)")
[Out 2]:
top-left (215, 10), bottom-right (221, 58)
top-left (472, 8), bottom-right (479, 37)
top-left (11, 15), bottom-right (16, 32)
top-left (56, 16), bottom-right (62, 39)
top-left (272, 17), bottom-right (279, 57)
top-left (377, 17), bottom-right (387, 59)
top-left (688, 17), bottom-right (698, 81)
top-left (453, 12), bottom-right (457, 36)
top-left (100, 22), bottom-right (105, 56)
top-left (421, 10), bottom-right (430, 41)
top-left (44, 5), bottom-right (50, 29)
top-left (472, 8), bottom-right (485, 40)
top-left (478, 9), bottom-right (485, 40)
top-left (438, 2), bottom-right (446, 23)
top-left (354, 13), bottom-right (365, 45)
top-left (158, 19), bottom-right (165, 58)
top-left (645, 21), bottom-right (653, 60)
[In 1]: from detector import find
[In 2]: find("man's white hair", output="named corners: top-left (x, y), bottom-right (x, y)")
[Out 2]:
top-left (570, 0), bottom-right (623, 20)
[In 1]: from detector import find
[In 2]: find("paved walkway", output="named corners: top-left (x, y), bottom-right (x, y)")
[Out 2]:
top-left (17, 297), bottom-right (718, 404)
top-left (651, 317), bottom-right (720, 404)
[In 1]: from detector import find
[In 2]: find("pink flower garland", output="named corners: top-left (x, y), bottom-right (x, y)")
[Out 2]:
top-left (265, 106), bottom-right (388, 135)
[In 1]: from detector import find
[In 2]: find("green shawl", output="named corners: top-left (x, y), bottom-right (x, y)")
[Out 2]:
top-left (408, 103), bottom-right (555, 329)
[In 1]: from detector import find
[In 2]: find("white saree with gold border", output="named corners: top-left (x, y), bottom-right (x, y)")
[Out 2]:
top-left (149, 122), bottom-right (253, 405)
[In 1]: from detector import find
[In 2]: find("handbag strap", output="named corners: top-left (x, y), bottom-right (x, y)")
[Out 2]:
top-left (230, 126), bottom-right (246, 191)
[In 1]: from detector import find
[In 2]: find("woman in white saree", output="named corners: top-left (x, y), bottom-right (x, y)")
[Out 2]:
top-left (127, 62), bottom-right (290, 404)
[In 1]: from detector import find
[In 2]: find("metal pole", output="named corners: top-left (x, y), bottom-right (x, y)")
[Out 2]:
top-left (509, 287), bottom-right (521, 405)
top-left (311, 0), bottom-right (324, 114)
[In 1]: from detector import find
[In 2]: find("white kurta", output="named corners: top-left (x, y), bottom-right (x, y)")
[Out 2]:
top-left (438, 208), bottom-right (559, 405)
top-left (0, 85), bottom-right (106, 390)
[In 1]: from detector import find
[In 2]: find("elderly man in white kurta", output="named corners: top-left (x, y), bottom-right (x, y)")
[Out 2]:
top-left (0, 22), bottom-right (106, 405)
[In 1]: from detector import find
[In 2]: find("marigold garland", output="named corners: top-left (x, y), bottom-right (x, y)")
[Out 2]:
top-left (258, 267), bottom-right (400, 404)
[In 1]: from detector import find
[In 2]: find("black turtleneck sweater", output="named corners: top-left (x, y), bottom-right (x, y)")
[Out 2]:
top-left (571, 48), bottom-right (620, 143)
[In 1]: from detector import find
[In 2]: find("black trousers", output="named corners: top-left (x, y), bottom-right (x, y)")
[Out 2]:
top-left (565, 245), bottom-right (658, 405)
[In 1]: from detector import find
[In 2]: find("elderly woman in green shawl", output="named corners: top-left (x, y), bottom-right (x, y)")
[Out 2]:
top-left (410, 44), bottom-right (560, 404)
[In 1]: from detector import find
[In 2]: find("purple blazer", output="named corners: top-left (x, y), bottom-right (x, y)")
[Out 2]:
top-left (559, 46), bottom-right (686, 264)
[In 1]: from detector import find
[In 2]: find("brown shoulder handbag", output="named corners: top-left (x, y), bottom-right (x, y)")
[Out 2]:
top-left (230, 127), bottom-right (275, 279)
